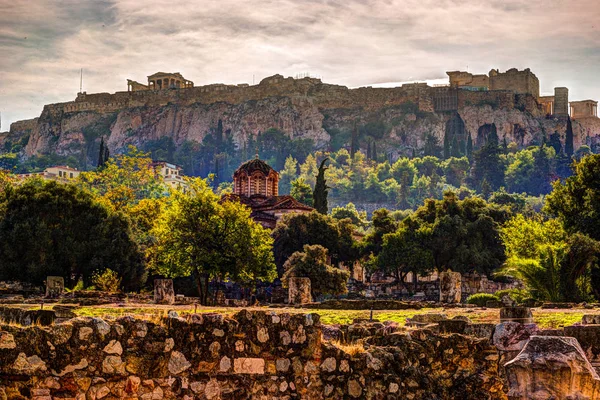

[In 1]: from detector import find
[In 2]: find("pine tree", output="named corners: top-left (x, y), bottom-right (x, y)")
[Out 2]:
top-left (366, 140), bottom-right (371, 160)
top-left (502, 136), bottom-right (508, 154)
top-left (565, 116), bottom-right (574, 157)
top-left (532, 143), bottom-right (552, 195)
top-left (397, 171), bottom-right (411, 209)
top-left (428, 170), bottom-right (440, 197)
top-left (351, 122), bottom-right (359, 158)
top-left (312, 159), bottom-right (329, 214)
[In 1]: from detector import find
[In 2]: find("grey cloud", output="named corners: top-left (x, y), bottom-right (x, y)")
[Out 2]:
top-left (1, 0), bottom-right (599, 128)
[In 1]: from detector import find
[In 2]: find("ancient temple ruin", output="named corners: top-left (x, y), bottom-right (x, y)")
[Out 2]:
top-left (127, 72), bottom-right (194, 92)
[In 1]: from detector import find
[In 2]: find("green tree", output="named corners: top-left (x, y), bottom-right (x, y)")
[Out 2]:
top-left (403, 192), bottom-right (510, 275)
top-left (97, 137), bottom-right (110, 168)
top-left (148, 178), bottom-right (276, 304)
top-left (466, 134), bottom-right (473, 160)
top-left (565, 116), bottom-right (574, 157)
top-left (312, 158), bottom-right (329, 214)
top-left (470, 139), bottom-right (505, 191)
top-left (443, 130), bottom-right (450, 159)
top-left (498, 215), bottom-right (600, 301)
top-left (351, 121), bottom-right (359, 158)
top-left (0, 179), bottom-right (145, 290)
top-left (361, 208), bottom-right (399, 256)
top-left (331, 202), bottom-right (367, 227)
top-left (279, 156), bottom-right (298, 195)
top-left (272, 211), bottom-right (356, 274)
top-left (376, 227), bottom-right (434, 286)
top-left (282, 244), bottom-right (350, 299)
top-left (545, 154), bottom-right (600, 241)
top-left (290, 178), bottom-right (313, 207)
top-left (78, 146), bottom-right (164, 212)
top-left (423, 133), bottom-right (442, 157)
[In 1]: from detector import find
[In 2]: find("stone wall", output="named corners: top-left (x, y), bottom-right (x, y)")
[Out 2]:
top-left (0, 310), bottom-right (506, 399)
top-left (489, 68), bottom-right (539, 98)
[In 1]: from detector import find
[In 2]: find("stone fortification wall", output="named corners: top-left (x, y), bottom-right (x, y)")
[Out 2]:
top-left (489, 68), bottom-right (539, 98)
top-left (0, 310), bottom-right (506, 399)
top-left (49, 73), bottom-right (539, 118)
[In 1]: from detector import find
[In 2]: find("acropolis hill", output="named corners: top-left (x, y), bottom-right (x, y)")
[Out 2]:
top-left (2, 68), bottom-right (599, 163)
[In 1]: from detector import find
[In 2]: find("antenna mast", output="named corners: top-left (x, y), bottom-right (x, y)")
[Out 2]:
top-left (79, 68), bottom-right (83, 93)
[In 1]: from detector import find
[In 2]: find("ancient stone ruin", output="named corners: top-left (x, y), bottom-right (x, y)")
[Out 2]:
top-left (1, 309), bottom-right (600, 399)
top-left (45, 276), bottom-right (64, 299)
top-left (288, 277), bottom-right (312, 305)
top-left (154, 279), bottom-right (175, 305)
top-left (439, 270), bottom-right (461, 303)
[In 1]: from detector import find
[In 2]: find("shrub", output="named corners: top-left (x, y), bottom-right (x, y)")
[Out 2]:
top-left (466, 293), bottom-right (500, 307)
top-left (494, 288), bottom-right (529, 304)
top-left (91, 269), bottom-right (122, 292)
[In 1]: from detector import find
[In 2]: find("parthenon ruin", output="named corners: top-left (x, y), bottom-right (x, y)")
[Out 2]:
top-left (127, 72), bottom-right (194, 92)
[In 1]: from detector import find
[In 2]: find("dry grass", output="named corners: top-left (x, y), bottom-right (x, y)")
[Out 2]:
top-left (331, 340), bottom-right (367, 356)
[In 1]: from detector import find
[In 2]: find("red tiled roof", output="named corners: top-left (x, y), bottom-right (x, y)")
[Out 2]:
top-left (222, 194), bottom-right (313, 212)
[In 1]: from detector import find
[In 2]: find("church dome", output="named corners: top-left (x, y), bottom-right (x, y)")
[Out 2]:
top-left (233, 156), bottom-right (279, 197)
top-left (235, 157), bottom-right (275, 176)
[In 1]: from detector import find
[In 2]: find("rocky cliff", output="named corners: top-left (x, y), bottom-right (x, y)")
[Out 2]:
top-left (3, 75), bottom-right (599, 167)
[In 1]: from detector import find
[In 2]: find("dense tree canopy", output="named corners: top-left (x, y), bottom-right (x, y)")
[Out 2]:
top-left (0, 179), bottom-right (145, 290)
top-left (282, 244), bottom-right (349, 299)
top-left (545, 154), bottom-right (600, 241)
top-left (148, 178), bottom-right (276, 304)
top-left (498, 214), bottom-right (600, 302)
top-left (272, 211), bottom-right (358, 274)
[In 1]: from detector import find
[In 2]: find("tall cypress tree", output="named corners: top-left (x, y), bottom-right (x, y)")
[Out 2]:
top-left (351, 122), bottom-right (359, 158)
top-left (443, 131), bottom-right (450, 159)
top-left (466, 134), bottom-right (473, 161)
top-left (565, 116), bottom-right (574, 157)
top-left (451, 135), bottom-right (461, 157)
top-left (312, 158), bottom-right (329, 214)
top-left (366, 140), bottom-right (371, 160)
top-left (216, 119), bottom-right (224, 151)
top-left (372, 141), bottom-right (377, 161)
top-left (97, 137), bottom-right (109, 169)
top-left (97, 137), bottom-right (105, 168)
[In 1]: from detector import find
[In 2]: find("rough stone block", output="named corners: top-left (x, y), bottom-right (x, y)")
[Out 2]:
top-left (564, 325), bottom-right (600, 364)
top-left (464, 323), bottom-right (496, 340)
top-left (500, 307), bottom-right (533, 324)
top-left (439, 271), bottom-right (461, 303)
top-left (438, 319), bottom-right (468, 334)
top-left (493, 322), bottom-right (539, 352)
top-left (288, 277), bottom-right (311, 305)
top-left (505, 336), bottom-right (600, 399)
top-left (233, 358), bottom-right (265, 374)
top-left (45, 276), bottom-right (64, 298)
top-left (582, 314), bottom-right (600, 325)
top-left (154, 279), bottom-right (175, 305)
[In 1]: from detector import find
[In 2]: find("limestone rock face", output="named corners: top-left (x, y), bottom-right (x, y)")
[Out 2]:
top-left (505, 335), bottom-right (600, 400)
top-left (8, 75), bottom-right (596, 164)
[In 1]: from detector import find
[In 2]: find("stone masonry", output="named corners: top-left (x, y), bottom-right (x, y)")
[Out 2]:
top-left (0, 310), bottom-right (506, 399)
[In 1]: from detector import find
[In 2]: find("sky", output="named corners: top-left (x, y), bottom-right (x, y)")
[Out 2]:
top-left (1, 0), bottom-right (599, 129)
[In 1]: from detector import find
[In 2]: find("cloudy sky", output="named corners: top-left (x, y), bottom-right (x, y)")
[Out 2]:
top-left (1, 0), bottom-right (599, 128)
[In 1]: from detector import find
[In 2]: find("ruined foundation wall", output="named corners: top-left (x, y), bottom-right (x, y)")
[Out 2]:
top-left (0, 310), bottom-right (506, 399)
